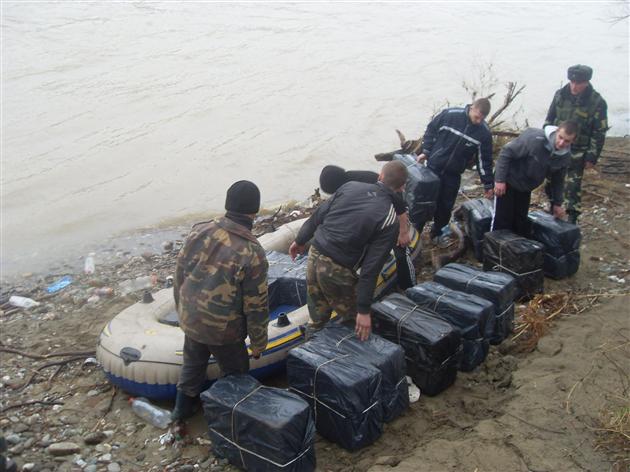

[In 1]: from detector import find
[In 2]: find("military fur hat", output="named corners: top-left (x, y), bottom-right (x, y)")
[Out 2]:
top-left (567, 64), bottom-right (593, 82)
top-left (225, 180), bottom-right (260, 214)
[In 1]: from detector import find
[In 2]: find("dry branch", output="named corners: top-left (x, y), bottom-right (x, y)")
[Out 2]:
top-left (1, 399), bottom-right (64, 413)
top-left (13, 356), bottom-right (88, 391)
top-left (0, 347), bottom-right (95, 360)
top-left (488, 82), bottom-right (526, 126)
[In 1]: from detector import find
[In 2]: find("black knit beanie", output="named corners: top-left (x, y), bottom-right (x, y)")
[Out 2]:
top-left (319, 165), bottom-right (348, 194)
top-left (225, 180), bottom-right (261, 214)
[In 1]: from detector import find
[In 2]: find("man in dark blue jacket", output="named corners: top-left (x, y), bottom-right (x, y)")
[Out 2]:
top-left (289, 161), bottom-right (408, 341)
top-left (417, 98), bottom-right (495, 243)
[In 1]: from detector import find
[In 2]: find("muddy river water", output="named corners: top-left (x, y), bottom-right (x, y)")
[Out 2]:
top-left (2, 2), bottom-right (628, 276)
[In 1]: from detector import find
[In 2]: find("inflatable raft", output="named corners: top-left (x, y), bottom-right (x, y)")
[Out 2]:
top-left (97, 218), bottom-right (420, 400)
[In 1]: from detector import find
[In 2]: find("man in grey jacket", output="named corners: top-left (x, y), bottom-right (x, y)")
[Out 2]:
top-left (491, 121), bottom-right (578, 236)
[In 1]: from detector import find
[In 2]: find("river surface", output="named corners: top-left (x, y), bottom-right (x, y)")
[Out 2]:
top-left (1, 2), bottom-right (629, 277)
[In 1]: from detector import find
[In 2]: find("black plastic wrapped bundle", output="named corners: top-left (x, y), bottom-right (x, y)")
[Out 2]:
top-left (393, 154), bottom-right (440, 231)
top-left (286, 342), bottom-right (383, 451)
top-left (201, 375), bottom-right (316, 472)
top-left (528, 211), bottom-right (581, 279)
top-left (455, 198), bottom-right (494, 261)
top-left (433, 263), bottom-right (517, 345)
top-left (371, 293), bottom-right (462, 396)
top-left (267, 251), bottom-right (308, 308)
top-left (405, 282), bottom-right (491, 372)
top-left (310, 324), bottom-right (408, 422)
top-left (482, 230), bottom-right (545, 299)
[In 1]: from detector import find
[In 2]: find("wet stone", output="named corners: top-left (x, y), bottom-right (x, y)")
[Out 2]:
top-left (5, 433), bottom-right (21, 445)
top-left (537, 338), bottom-right (563, 357)
top-left (95, 443), bottom-right (111, 453)
top-left (13, 423), bottom-right (29, 433)
top-left (25, 413), bottom-right (41, 425)
top-left (47, 442), bottom-right (81, 456)
top-left (9, 443), bottom-right (25, 455)
top-left (83, 431), bottom-right (107, 445)
top-left (23, 437), bottom-right (35, 449)
top-left (374, 456), bottom-right (401, 467)
top-left (107, 463), bottom-right (121, 472)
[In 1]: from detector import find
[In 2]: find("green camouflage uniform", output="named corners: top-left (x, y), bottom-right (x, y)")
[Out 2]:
top-left (174, 216), bottom-right (269, 353)
top-left (305, 246), bottom-right (357, 334)
top-left (544, 83), bottom-right (608, 220)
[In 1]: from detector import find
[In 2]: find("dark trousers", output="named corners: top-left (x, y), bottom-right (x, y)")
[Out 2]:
top-left (491, 185), bottom-right (532, 237)
top-left (431, 172), bottom-right (462, 238)
top-left (394, 245), bottom-right (415, 290)
top-left (177, 335), bottom-right (249, 397)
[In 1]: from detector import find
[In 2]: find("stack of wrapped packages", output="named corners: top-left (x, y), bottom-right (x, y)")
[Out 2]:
top-left (405, 282), bottom-right (493, 372)
top-left (266, 251), bottom-right (308, 309)
top-left (455, 198), bottom-right (494, 261)
top-left (308, 324), bottom-right (409, 422)
top-left (287, 324), bottom-right (409, 450)
top-left (393, 154), bottom-right (441, 232)
top-left (483, 230), bottom-right (545, 300)
top-left (371, 293), bottom-right (462, 396)
top-left (433, 263), bottom-right (518, 345)
top-left (201, 375), bottom-right (316, 472)
top-left (528, 210), bottom-right (582, 279)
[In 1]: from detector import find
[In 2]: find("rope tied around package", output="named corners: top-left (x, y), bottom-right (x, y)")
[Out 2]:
top-left (289, 354), bottom-right (380, 423)
top-left (334, 332), bottom-right (356, 348)
top-left (208, 385), bottom-right (312, 469)
top-left (493, 238), bottom-right (543, 278)
top-left (390, 301), bottom-right (463, 370)
top-left (464, 272), bottom-right (484, 290)
top-left (496, 303), bottom-right (514, 320)
top-left (334, 332), bottom-right (408, 399)
top-left (396, 304), bottom-right (420, 345)
top-left (433, 288), bottom-right (453, 312)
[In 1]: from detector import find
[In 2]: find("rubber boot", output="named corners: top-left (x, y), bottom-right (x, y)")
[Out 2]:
top-left (171, 391), bottom-right (197, 422)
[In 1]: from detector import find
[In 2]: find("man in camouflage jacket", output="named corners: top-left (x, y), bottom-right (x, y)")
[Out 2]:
top-left (172, 180), bottom-right (269, 421)
top-left (544, 64), bottom-right (608, 224)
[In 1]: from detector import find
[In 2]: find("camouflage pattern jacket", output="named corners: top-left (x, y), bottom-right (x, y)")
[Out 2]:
top-left (544, 84), bottom-right (608, 164)
top-left (174, 216), bottom-right (269, 351)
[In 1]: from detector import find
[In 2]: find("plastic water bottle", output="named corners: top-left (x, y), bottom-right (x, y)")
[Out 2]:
top-left (8, 296), bottom-right (40, 309)
top-left (84, 254), bottom-right (95, 274)
top-left (119, 276), bottom-right (153, 295)
top-left (129, 397), bottom-right (172, 429)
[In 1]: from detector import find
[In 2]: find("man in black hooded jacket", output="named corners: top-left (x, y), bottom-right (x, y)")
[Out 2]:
top-left (289, 161), bottom-right (408, 341)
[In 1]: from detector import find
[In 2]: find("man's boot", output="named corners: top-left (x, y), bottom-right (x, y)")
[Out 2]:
top-left (171, 391), bottom-right (197, 422)
top-left (567, 211), bottom-right (578, 225)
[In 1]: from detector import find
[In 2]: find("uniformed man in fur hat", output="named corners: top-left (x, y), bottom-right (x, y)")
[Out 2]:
top-left (544, 64), bottom-right (608, 224)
